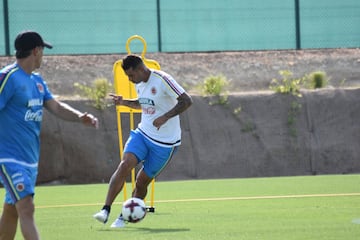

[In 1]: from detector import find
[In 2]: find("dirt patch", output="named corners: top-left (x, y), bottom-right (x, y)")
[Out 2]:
top-left (2, 48), bottom-right (359, 96)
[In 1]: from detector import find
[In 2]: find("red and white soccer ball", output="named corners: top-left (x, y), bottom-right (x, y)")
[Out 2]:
top-left (122, 197), bottom-right (147, 223)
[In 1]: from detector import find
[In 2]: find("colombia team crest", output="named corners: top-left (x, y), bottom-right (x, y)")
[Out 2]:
top-left (16, 183), bottom-right (25, 192)
top-left (36, 82), bottom-right (44, 93)
top-left (151, 87), bottom-right (157, 95)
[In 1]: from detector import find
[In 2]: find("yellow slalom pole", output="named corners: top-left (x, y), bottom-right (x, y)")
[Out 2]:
top-left (116, 110), bottom-right (127, 200)
top-left (129, 110), bottom-right (136, 191)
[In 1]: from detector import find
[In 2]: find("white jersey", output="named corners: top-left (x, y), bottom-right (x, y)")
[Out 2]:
top-left (136, 70), bottom-right (185, 147)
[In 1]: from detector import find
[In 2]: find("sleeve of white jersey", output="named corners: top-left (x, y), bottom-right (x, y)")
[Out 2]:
top-left (160, 73), bottom-right (185, 98)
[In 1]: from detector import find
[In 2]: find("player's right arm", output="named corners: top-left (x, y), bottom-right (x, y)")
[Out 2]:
top-left (109, 93), bottom-right (141, 109)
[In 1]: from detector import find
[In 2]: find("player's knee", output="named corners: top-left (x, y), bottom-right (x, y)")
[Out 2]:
top-left (118, 160), bottom-right (135, 173)
top-left (16, 197), bottom-right (35, 218)
top-left (119, 154), bottom-right (137, 171)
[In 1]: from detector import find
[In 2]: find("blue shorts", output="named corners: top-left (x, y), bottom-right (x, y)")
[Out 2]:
top-left (0, 162), bottom-right (37, 205)
top-left (124, 129), bottom-right (178, 178)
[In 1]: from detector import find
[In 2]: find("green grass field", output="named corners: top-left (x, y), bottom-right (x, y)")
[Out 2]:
top-left (1, 174), bottom-right (359, 240)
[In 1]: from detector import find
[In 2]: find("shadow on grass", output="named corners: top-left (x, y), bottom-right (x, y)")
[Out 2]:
top-left (136, 227), bottom-right (190, 233)
top-left (99, 227), bottom-right (190, 233)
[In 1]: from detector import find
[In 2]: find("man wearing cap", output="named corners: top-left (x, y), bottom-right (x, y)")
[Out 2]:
top-left (0, 31), bottom-right (99, 240)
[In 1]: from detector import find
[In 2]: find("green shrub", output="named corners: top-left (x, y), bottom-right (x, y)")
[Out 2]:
top-left (269, 71), bottom-right (305, 137)
top-left (269, 70), bottom-right (304, 97)
top-left (203, 75), bottom-right (227, 95)
top-left (202, 74), bottom-right (229, 104)
top-left (74, 78), bottom-right (113, 110)
top-left (305, 71), bottom-right (328, 89)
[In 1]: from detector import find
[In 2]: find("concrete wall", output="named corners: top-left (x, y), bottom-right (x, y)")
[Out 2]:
top-left (38, 88), bottom-right (360, 184)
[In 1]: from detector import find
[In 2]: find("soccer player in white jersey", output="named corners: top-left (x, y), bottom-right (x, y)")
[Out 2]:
top-left (0, 31), bottom-right (99, 240)
top-left (94, 54), bottom-right (192, 228)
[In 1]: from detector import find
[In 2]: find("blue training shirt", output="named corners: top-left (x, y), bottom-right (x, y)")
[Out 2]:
top-left (0, 63), bottom-right (54, 166)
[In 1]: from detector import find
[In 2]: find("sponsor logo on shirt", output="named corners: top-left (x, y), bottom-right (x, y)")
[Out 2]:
top-left (25, 109), bottom-right (43, 122)
top-left (143, 107), bottom-right (156, 114)
top-left (139, 98), bottom-right (154, 106)
top-left (139, 98), bottom-right (155, 115)
top-left (27, 98), bottom-right (43, 107)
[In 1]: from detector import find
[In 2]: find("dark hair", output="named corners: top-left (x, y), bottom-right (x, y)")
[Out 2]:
top-left (16, 50), bottom-right (32, 59)
top-left (121, 55), bottom-right (143, 71)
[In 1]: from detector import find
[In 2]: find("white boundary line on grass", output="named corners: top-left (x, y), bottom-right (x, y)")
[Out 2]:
top-left (35, 192), bottom-right (360, 209)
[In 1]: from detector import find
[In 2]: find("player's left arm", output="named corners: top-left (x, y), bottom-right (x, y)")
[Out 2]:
top-left (153, 92), bottom-right (193, 129)
top-left (44, 98), bottom-right (98, 128)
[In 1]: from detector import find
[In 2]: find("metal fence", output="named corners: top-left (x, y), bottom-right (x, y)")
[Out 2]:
top-left (1, 0), bottom-right (359, 56)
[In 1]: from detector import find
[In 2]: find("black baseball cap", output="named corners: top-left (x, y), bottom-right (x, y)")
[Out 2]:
top-left (15, 31), bottom-right (53, 52)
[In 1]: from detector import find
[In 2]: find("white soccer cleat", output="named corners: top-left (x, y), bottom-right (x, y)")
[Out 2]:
top-left (93, 209), bottom-right (109, 224)
top-left (110, 216), bottom-right (126, 228)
